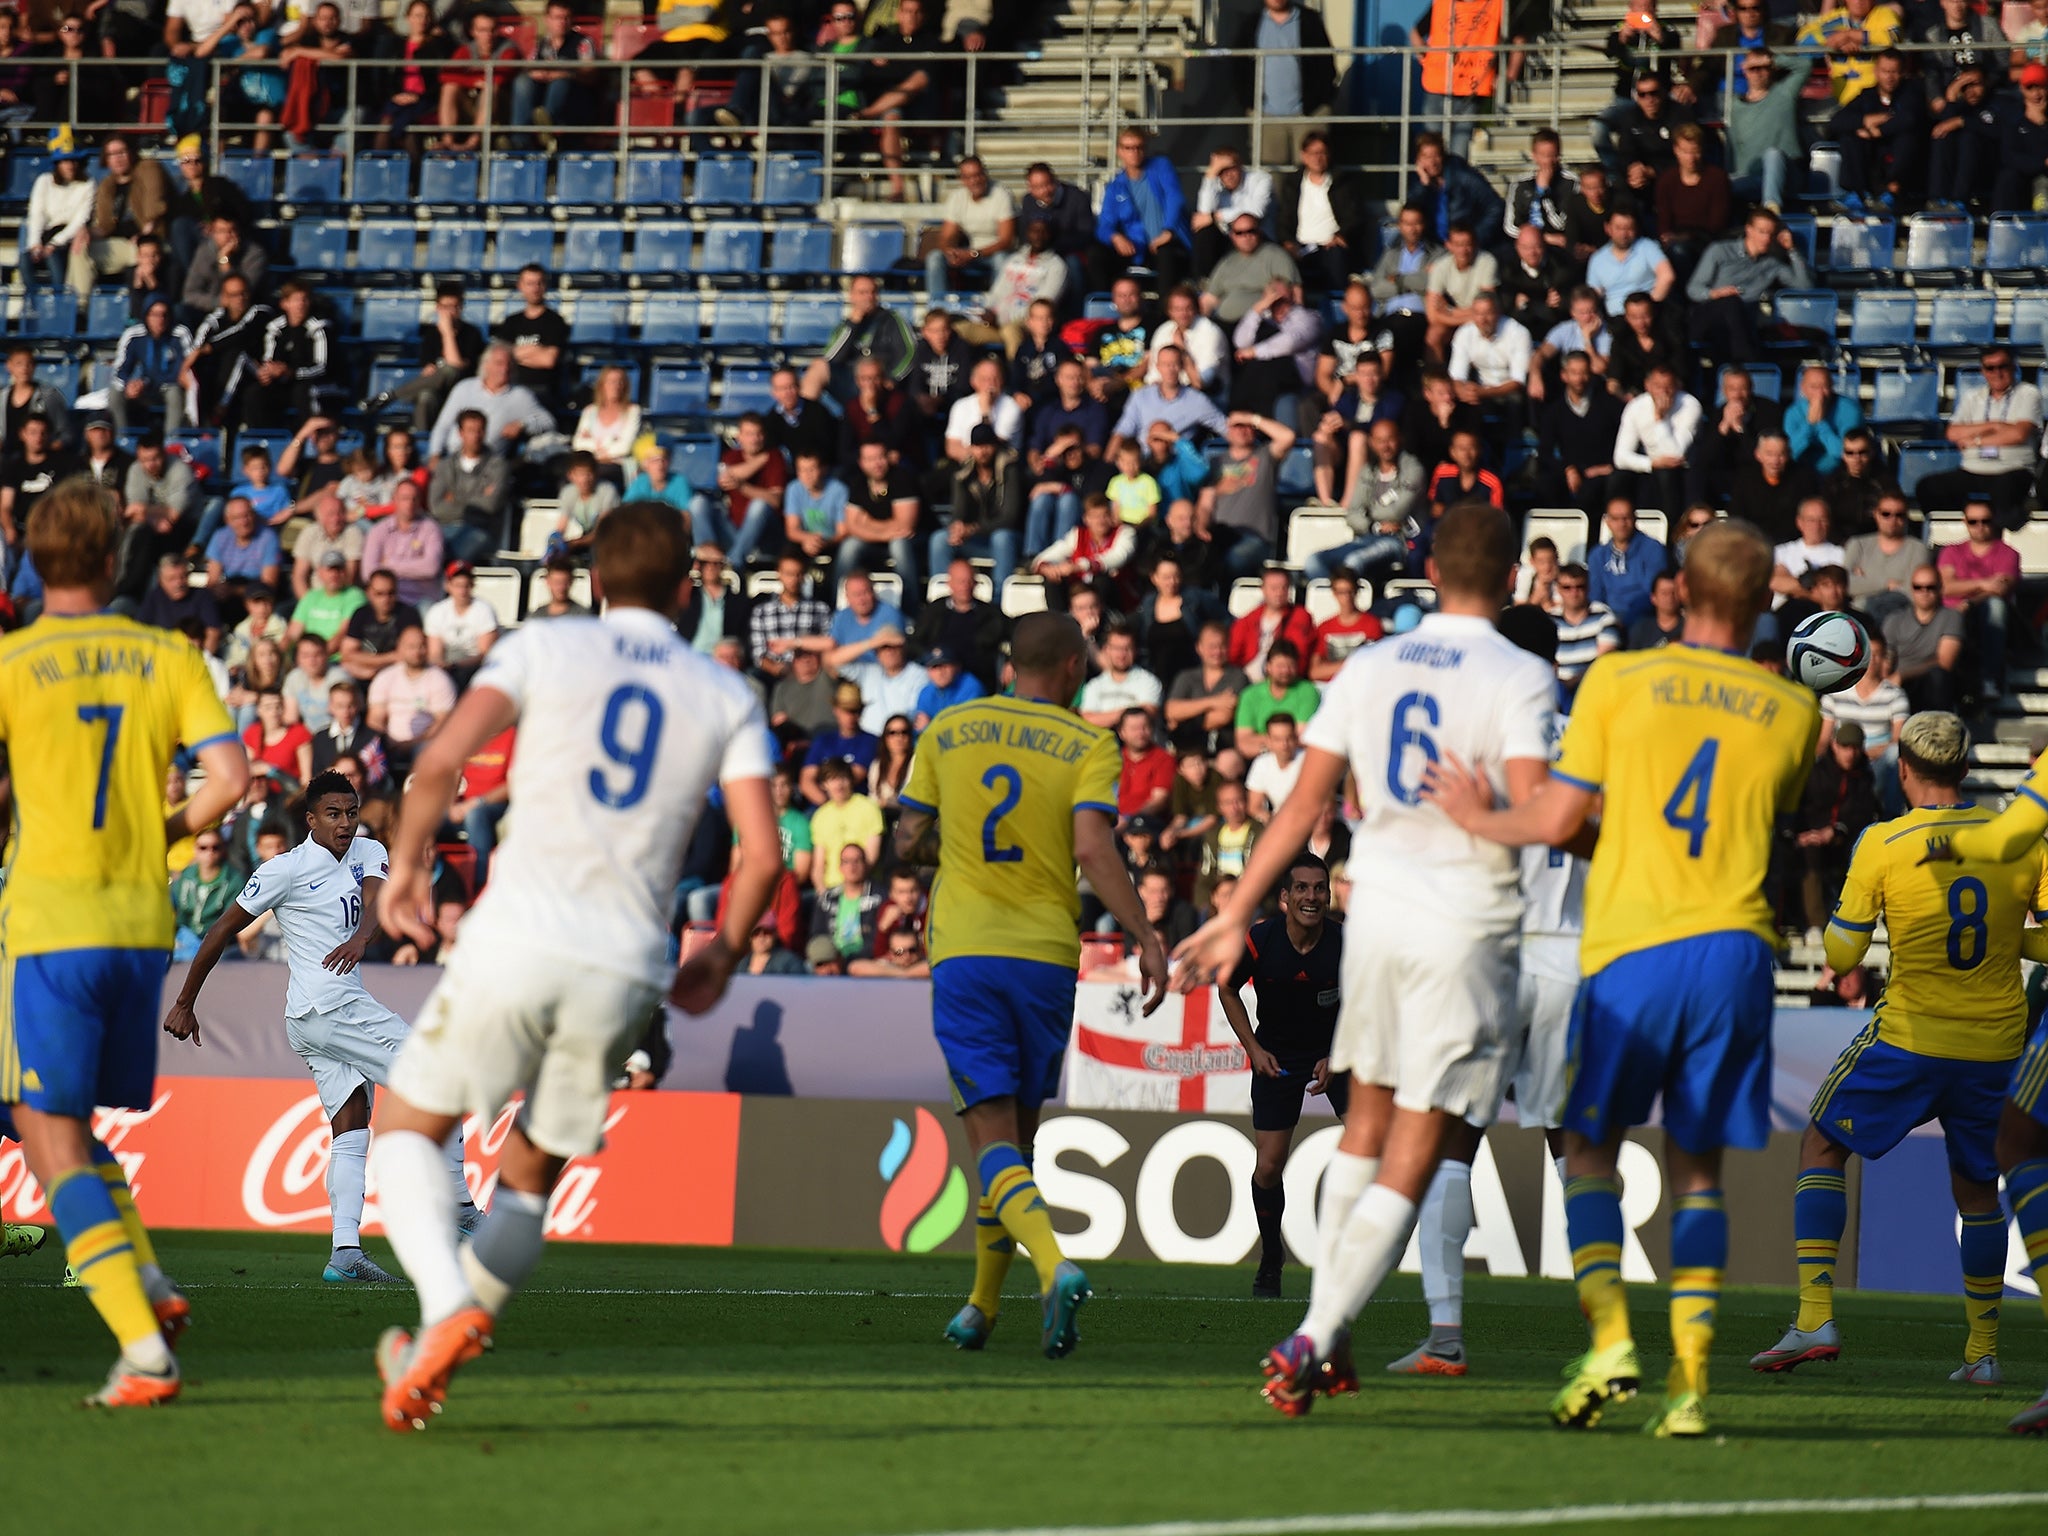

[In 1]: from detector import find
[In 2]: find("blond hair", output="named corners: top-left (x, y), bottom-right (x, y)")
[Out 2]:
top-left (1898, 712), bottom-right (1969, 787)
top-left (27, 476), bottom-right (119, 591)
top-left (1679, 519), bottom-right (1774, 630)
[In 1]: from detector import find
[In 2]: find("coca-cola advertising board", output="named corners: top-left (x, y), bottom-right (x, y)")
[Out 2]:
top-left (0, 1076), bottom-right (741, 1246)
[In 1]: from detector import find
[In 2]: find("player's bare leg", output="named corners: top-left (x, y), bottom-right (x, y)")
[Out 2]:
top-left (1997, 1101), bottom-right (2048, 1433)
top-left (954, 1096), bottom-right (1088, 1358)
top-left (1389, 1118), bottom-right (1482, 1377)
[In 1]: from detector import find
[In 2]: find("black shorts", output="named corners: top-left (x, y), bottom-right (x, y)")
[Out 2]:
top-left (1250, 1056), bottom-right (1349, 1132)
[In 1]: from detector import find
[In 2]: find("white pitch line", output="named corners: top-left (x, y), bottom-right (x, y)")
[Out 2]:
top-left (168, 1282), bottom-right (1258, 1301)
top-left (895, 1492), bottom-right (2048, 1536)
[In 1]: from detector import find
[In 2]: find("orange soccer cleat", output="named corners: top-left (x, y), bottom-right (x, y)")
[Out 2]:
top-left (155, 1291), bottom-right (192, 1352)
top-left (379, 1307), bottom-right (494, 1433)
top-left (85, 1358), bottom-right (181, 1409)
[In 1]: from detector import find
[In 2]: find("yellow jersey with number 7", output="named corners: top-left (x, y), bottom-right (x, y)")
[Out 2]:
top-left (0, 613), bottom-right (238, 954)
top-left (1551, 644), bottom-right (1819, 975)
top-left (899, 695), bottom-right (1120, 969)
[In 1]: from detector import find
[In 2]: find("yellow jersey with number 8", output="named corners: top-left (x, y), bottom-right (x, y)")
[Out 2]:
top-left (0, 614), bottom-right (237, 954)
top-left (1552, 644), bottom-right (1819, 975)
top-left (900, 695), bottom-right (1120, 969)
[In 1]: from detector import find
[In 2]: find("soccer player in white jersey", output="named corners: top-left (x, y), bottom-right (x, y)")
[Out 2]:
top-left (165, 771), bottom-right (479, 1282)
top-left (367, 502), bottom-right (783, 1434)
top-left (1176, 502), bottom-right (1556, 1416)
top-left (1391, 608), bottom-right (1587, 1376)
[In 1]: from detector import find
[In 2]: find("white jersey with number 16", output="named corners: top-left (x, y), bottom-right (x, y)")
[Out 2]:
top-left (453, 608), bottom-right (773, 988)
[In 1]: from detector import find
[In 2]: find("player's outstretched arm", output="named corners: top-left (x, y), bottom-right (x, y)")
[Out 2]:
top-left (1074, 806), bottom-right (1169, 1016)
top-left (380, 685), bottom-right (519, 948)
top-left (324, 875), bottom-right (384, 974)
top-left (1422, 752), bottom-right (1591, 850)
top-left (673, 772), bottom-right (779, 1015)
top-left (164, 901), bottom-right (262, 1047)
top-left (1172, 746), bottom-right (1346, 992)
top-left (167, 737), bottom-right (253, 848)
top-left (1945, 790), bottom-right (2048, 867)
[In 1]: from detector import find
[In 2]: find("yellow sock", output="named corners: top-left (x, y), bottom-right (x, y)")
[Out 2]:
top-left (1669, 1266), bottom-right (1723, 1399)
top-left (967, 1192), bottom-right (1015, 1317)
top-left (1793, 1169), bottom-right (1847, 1332)
top-left (1575, 1254), bottom-right (1632, 1352)
top-left (49, 1166), bottom-right (166, 1364)
top-left (93, 1142), bottom-right (159, 1274)
top-left (1565, 1176), bottom-right (1632, 1352)
top-left (979, 1143), bottom-right (1064, 1293)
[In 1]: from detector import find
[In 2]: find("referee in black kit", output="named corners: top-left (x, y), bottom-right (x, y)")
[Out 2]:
top-left (1216, 851), bottom-right (1346, 1298)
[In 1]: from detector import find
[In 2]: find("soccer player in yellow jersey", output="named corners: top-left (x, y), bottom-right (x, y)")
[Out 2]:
top-left (1749, 712), bottom-right (2041, 1387)
top-left (1426, 521), bottom-right (1820, 1438)
top-left (0, 480), bottom-right (249, 1407)
top-left (895, 613), bottom-right (1167, 1359)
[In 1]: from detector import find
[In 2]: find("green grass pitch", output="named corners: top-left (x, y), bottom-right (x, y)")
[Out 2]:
top-left (4, 1232), bottom-right (2048, 1536)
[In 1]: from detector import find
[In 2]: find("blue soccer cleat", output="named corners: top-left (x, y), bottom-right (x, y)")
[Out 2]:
top-left (324, 1248), bottom-right (402, 1284)
top-left (945, 1304), bottom-right (995, 1351)
top-left (1040, 1260), bottom-right (1091, 1359)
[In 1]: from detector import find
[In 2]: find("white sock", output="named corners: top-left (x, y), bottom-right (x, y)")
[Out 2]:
top-left (1552, 1154), bottom-right (1569, 1192)
top-left (1421, 1160), bottom-right (1473, 1331)
top-left (370, 1129), bottom-right (473, 1327)
top-left (460, 1187), bottom-right (547, 1316)
top-left (328, 1128), bottom-right (369, 1250)
top-left (1302, 1183), bottom-right (1421, 1356)
top-left (1303, 1151), bottom-right (1378, 1341)
top-left (122, 1332), bottom-right (174, 1375)
top-left (446, 1124), bottom-right (475, 1211)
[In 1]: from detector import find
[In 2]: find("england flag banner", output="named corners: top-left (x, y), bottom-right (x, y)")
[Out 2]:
top-left (1064, 981), bottom-right (1257, 1115)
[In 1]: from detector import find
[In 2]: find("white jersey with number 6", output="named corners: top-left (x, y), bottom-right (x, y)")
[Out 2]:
top-left (1303, 612), bottom-right (1556, 935)
top-left (236, 832), bottom-right (392, 1018)
top-left (453, 608), bottom-right (773, 989)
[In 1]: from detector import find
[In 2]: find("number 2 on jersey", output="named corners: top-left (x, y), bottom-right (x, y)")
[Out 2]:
top-left (1662, 738), bottom-right (1718, 858)
top-left (1947, 876), bottom-right (1988, 971)
top-left (980, 763), bottom-right (1023, 864)
top-left (77, 703), bottom-right (124, 831)
top-left (590, 684), bottom-right (666, 809)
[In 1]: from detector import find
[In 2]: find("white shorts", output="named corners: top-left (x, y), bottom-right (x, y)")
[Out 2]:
top-left (388, 943), bottom-right (663, 1159)
top-left (286, 997), bottom-right (409, 1119)
top-left (1333, 923), bottom-right (1518, 1121)
top-left (1506, 968), bottom-right (1576, 1130)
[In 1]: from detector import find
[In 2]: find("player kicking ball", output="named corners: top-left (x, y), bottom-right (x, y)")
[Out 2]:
top-left (164, 770), bottom-right (480, 1282)
top-left (1175, 504), bottom-right (1557, 1417)
top-left (1428, 520), bottom-right (1818, 1439)
top-left (1215, 853), bottom-right (1345, 1300)
top-left (896, 613), bottom-right (1168, 1359)
top-left (365, 502), bottom-right (783, 1433)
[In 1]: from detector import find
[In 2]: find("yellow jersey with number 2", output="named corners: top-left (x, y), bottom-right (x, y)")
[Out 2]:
top-left (900, 695), bottom-right (1120, 970)
top-left (1552, 644), bottom-right (1819, 976)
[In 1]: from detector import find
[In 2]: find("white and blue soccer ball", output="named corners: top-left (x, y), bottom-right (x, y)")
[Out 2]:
top-left (1786, 610), bottom-right (1871, 695)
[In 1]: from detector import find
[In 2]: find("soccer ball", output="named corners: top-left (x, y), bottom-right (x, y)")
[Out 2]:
top-left (1786, 611), bottom-right (1870, 695)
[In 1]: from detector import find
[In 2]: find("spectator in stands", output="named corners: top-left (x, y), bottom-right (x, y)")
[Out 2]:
top-left (906, 308), bottom-right (977, 422)
top-left (1308, 567), bottom-right (1381, 674)
top-left (1164, 619), bottom-right (1247, 755)
top-left (1828, 48), bottom-right (1926, 209)
top-left (1233, 636), bottom-right (1317, 754)
top-left (369, 280), bottom-right (477, 436)
top-left (968, 221), bottom-right (1067, 354)
top-left (1019, 161), bottom-right (1097, 297)
top-left (1687, 210), bottom-right (1810, 372)
top-left (374, 0), bottom-right (445, 149)
top-left (814, 838), bottom-right (884, 952)
top-left (1593, 4), bottom-right (1687, 171)
top-left (570, 366), bottom-right (643, 476)
top-left (1427, 428), bottom-right (1503, 513)
top-left (841, 438), bottom-right (923, 593)
top-left (1402, 365), bottom-right (1484, 481)
top-left (833, 628), bottom-right (927, 737)
top-left (181, 273), bottom-right (269, 429)
top-left (550, 451), bottom-right (617, 557)
top-left (931, 424), bottom-right (1023, 589)
top-left (1627, 568), bottom-right (1684, 649)
top-left (107, 298), bottom-right (189, 434)
top-left (1588, 498), bottom-right (1665, 631)
top-left (1928, 66), bottom-right (1998, 213)
top-left (511, 0), bottom-right (598, 143)
top-left (138, 554), bottom-right (222, 651)
top-left (1586, 207), bottom-right (1675, 319)
top-left (1771, 497), bottom-right (1847, 606)
top-left (35, 18), bottom-right (121, 131)
top-left (1087, 276), bottom-right (1160, 410)
top-left (923, 154), bottom-right (1017, 303)
top-left (1821, 633), bottom-right (1907, 812)
top-left (1844, 489), bottom-right (1931, 623)
top-left (1075, 621), bottom-right (1160, 726)
top-left (360, 480), bottom-right (444, 607)
top-left (1149, 285), bottom-right (1231, 398)
top-left (205, 495), bottom-right (283, 597)
top-left (528, 553), bottom-right (589, 620)
top-left (489, 263), bottom-right (566, 412)
top-left (1535, 349), bottom-right (1623, 512)
top-left (73, 135), bottom-right (170, 293)
top-left (1937, 493), bottom-right (2020, 698)
top-left (1446, 291), bottom-right (1531, 446)
top-left (1007, 300), bottom-right (1074, 410)
top-left (774, 449), bottom-right (842, 568)
top-left (436, 8), bottom-right (516, 151)
top-left (1226, 563), bottom-right (1313, 675)
top-left (1552, 563), bottom-right (1619, 698)
top-left (1201, 411), bottom-right (1296, 581)
top-left (0, 413), bottom-right (76, 564)
top-left (1654, 124), bottom-right (1730, 279)
top-left (0, 347), bottom-right (67, 453)
top-left (364, 622), bottom-right (453, 777)
top-left (1035, 492), bottom-right (1140, 608)
top-left (77, 415), bottom-right (131, 502)
top-left (1230, 279), bottom-right (1321, 420)
top-left (1732, 429), bottom-right (1815, 546)
top-left (125, 236), bottom-right (186, 328)
top-left (1135, 549), bottom-right (1227, 682)
top-left (679, 546), bottom-right (750, 658)
top-left (1779, 364), bottom-right (1863, 482)
top-left (1093, 126), bottom-right (1193, 293)
top-left (1920, 346), bottom-right (2039, 530)
top-left (1807, 0), bottom-right (1903, 105)
top-left (711, 9), bottom-right (819, 145)
top-left (424, 410), bottom-right (509, 564)
top-left (1610, 69), bottom-right (1695, 199)
top-left (770, 643), bottom-right (835, 745)
top-left (1991, 65), bottom-right (2048, 216)
top-left (1505, 127), bottom-right (1577, 251)
top-left (1245, 711), bottom-right (1306, 820)
top-left (1791, 722), bottom-right (1880, 941)
top-left (753, 550), bottom-right (833, 683)
top-left (1405, 132), bottom-right (1505, 249)
top-left (1692, 364), bottom-right (1783, 507)
top-left (806, 275), bottom-right (916, 406)
top-left (838, 355), bottom-right (922, 470)
top-left (426, 342), bottom-right (554, 461)
top-left (245, 281), bottom-right (343, 429)
top-left (1191, 147), bottom-right (1275, 274)
top-left (1367, 204), bottom-right (1440, 371)
top-left (755, 368), bottom-right (836, 472)
top-left (911, 555), bottom-right (1006, 690)
top-left (178, 214), bottom-right (267, 329)
top-left (1194, 779), bottom-right (1260, 908)
top-left (1202, 215), bottom-right (1301, 330)
top-left (1883, 564), bottom-right (1963, 710)
top-left (19, 140), bottom-right (93, 295)
top-left (1312, 351), bottom-right (1398, 506)
top-left (1500, 224), bottom-right (1572, 351)
top-left (943, 355), bottom-right (1022, 460)
top-left (1233, 0), bottom-right (1336, 165)
top-left (1708, 0), bottom-right (1796, 63)
top-left (851, 0), bottom-right (938, 202)
top-left (242, 682), bottom-right (312, 787)
top-left (1561, 163), bottom-right (1615, 268)
top-left (1105, 348), bottom-right (1227, 468)
top-left (1307, 417), bottom-right (1425, 581)
top-left (1612, 363), bottom-right (1699, 516)
top-left (289, 549), bottom-right (365, 651)
top-left (1272, 132), bottom-right (1369, 295)
top-left (911, 645), bottom-right (982, 729)
top-left (1605, 291), bottom-right (1674, 400)
top-left (1422, 222), bottom-right (1497, 362)
top-left (1727, 49), bottom-right (1804, 212)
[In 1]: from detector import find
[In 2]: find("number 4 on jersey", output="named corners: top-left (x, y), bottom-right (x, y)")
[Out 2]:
top-left (1662, 738), bottom-right (1718, 859)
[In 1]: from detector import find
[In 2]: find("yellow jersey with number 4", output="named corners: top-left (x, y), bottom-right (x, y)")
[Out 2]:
top-left (0, 614), bottom-right (237, 954)
top-left (900, 695), bottom-right (1120, 969)
top-left (1552, 644), bottom-right (1820, 975)
top-left (1829, 804), bottom-right (2048, 1062)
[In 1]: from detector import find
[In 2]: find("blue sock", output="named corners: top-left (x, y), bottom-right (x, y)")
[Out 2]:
top-left (1793, 1168), bottom-right (1848, 1331)
top-left (1959, 1207), bottom-right (2007, 1362)
top-left (2007, 1160), bottom-right (2048, 1327)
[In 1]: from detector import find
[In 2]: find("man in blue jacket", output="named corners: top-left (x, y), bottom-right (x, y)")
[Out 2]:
top-left (1090, 127), bottom-right (1193, 295)
top-left (1404, 132), bottom-right (1506, 253)
top-left (108, 296), bottom-right (190, 433)
top-left (1586, 496), bottom-right (1664, 634)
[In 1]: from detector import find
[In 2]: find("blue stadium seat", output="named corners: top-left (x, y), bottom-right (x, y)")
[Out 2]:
top-left (419, 153), bottom-right (479, 204)
top-left (640, 294), bottom-right (702, 347)
top-left (323, 289), bottom-right (357, 331)
top-left (1927, 292), bottom-right (1995, 354)
top-left (633, 219), bottom-right (695, 277)
top-left (492, 219), bottom-right (554, 272)
top-left (5, 153), bottom-right (46, 200)
top-left (649, 361), bottom-right (712, 417)
top-left (1276, 444), bottom-right (1315, 501)
top-left (763, 152), bottom-right (823, 206)
top-left (1903, 214), bottom-right (1973, 283)
top-left (282, 152), bottom-right (343, 204)
top-left (219, 151), bottom-right (273, 205)
top-left (564, 221), bottom-right (626, 275)
top-left (427, 219), bottom-right (486, 272)
top-left (624, 156), bottom-right (683, 205)
top-left (841, 223), bottom-right (905, 273)
top-left (84, 288), bottom-right (130, 340)
top-left (364, 358), bottom-right (412, 407)
top-left (1827, 215), bottom-right (1896, 276)
top-left (694, 153), bottom-right (755, 205)
top-left (557, 153), bottom-right (617, 204)
top-left (1950, 368), bottom-right (1987, 406)
top-left (1715, 367), bottom-right (1782, 404)
top-left (709, 295), bottom-right (772, 348)
top-left (356, 219), bottom-right (416, 273)
top-left (568, 292), bottom-right (630, 346)
top-left (1847, 290), bottom-right (1917, 355)
top-left (673, 434), bottom-right (720, 487)
top-left (2014, 294), bottom-right (2048, 360)
top-left (771, 221), bottom-right (833, 277)
top-left (362, 293), bottom-right (419, 344)
top-left (235, 428), bottom-right (292, 463)
top-left (1896, 442), bottom-right (1961, 498)
top-left (291, 217), bottom-right (349, 272)
top-left (1801, 143), bottom-right (1842, 204)
top-left (1989, 214), bottom-right (2048, 284)
top-left (701, 221), bottom-right (765, 275)
top-left (1083, 292), bottom-right (1117, 321)
top-left (33, 357), bottom-right (78, 396)
top-left (168, 429), bottom-right (222, 479)
top-left (1867, 369), bottom-right (1939, 428)
top-left (781, 294), bottom-right (842, 349)
top-left (353, 151), bottom-right (410, 203)
top-left (1779, 212), bottom-right (1817, 270)
top-left (718, 365), bottom-right (776, 416)
top-left (486, 152), bottom-right (548, 205)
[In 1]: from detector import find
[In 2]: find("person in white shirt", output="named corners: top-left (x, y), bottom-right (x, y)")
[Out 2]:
top-left (924, 153), bottom-right (1018, 302)
top-left (1447, 292), bottom-right (1532, 455)
top-left (1770, 496), bottom-right (1848, 606)
top-left (1146, 284), bottom-right (1231, 394)
top-left (164, 772), bottom-right (480, 1283)
top-left (1611, 363), bottom-right (1700, 516)
top-left (1192, 145), bottom-right (1277, 272)
top-left (831, 627), bottom-right (932, 734)
top-left (423, 560), bottom-right (501, 684)
top-left (1078, 620), bottom-right (1165, 726)
top-left (1245, 712), bottom-right (1306, 819)
top-left (977, 220), bottom-right (1069, 345)
top-left (1174, 501), bottom-right (1556, 1413)
top-left (20, 146), bottom-right (95, 293)
top-left (366, 502), bottom-right (780, 1428)
top-left (943, 355), bottom-right (1024, 461)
